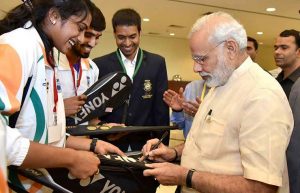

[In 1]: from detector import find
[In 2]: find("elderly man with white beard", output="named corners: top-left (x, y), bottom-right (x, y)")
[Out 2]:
top-left (141, 12), bottom-right (293, 193)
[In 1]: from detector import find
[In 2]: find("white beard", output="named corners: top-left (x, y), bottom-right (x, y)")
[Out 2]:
top-left (200, 52), bottom-right (235, 87)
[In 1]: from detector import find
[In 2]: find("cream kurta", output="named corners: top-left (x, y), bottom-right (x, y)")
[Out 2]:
top-left (181, 57), bottom-right (293, 193)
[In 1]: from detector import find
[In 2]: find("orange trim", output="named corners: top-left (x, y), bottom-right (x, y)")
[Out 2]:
top-left (0, 169), bottom-right (8, 193)
top-left (19, 175), bottom-right (27, 181)
top-left (82, 58), bottom-right (90, 69)
top-left (0, 44), bottom-right (22, 114)
top-left (28, 182), bottom-right (43, 193)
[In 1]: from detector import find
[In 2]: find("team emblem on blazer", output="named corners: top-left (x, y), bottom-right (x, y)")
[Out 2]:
top-left (142, 80), bottom-right (153, 99)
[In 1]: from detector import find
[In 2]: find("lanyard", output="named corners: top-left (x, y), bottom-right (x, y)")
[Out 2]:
top-left (57, 52), bottom-right (83, 96)
top-left (116, 48), bottom-right (143, 79)
top-left (48, 52), bottom-right (58, 113)
top-left (52, 66), bottom-right (58, 114)
top-left (69, 59), bottom-right (82, 96)
top-left (200, 83), bottom-right (207, 101)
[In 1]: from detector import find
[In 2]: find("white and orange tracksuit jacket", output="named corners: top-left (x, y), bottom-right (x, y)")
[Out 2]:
top-left (0, 22), bottom-right (66, 192)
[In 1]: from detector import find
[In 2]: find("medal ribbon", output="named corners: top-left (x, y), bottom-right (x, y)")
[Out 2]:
top-left (52, 72), bottom-right (58, 113)
top-left (116, 48), bottom-right (143, 79)
top-left (48, 52), bottom-right (58, 113)
top-left (69, 59), bottom-right (82, 96)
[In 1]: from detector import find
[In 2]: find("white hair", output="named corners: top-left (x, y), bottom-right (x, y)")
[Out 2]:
top-left (188, 12), bottom-right (247, 50)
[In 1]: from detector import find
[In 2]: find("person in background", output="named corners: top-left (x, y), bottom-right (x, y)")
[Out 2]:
top-left (55, 0), bottom-right (105, 126)
top-left (247, 36), bottom-right (273, 75)
top-left (0, 0), bottom-right (123, 191)
top-left (275, 29), bottom-right (300, 97)
top-left (142, 12), bottom-right (293, 193)
top-left (163, 79), bottom-right (209, 138)
top-left (274, 29), bottom-right (300, 193)
top-left (247, 36), bottom-right (258, 61)
top-left (93, 8), bottom-right (169, 152)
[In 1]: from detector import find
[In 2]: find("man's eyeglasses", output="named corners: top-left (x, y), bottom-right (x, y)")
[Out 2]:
top-left (192, 41), bottom-right (225, 64)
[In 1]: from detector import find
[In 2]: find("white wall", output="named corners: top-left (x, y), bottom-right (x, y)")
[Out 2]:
top-left (90, 31), bottom-right (277, 81)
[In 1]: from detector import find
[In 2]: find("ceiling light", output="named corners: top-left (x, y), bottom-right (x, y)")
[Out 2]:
top-left (169, 33), bottom-right (175, 36)
top-left (266, 7), bottom-right (276, 12)
top-left (143, 18), bottom-right (150, 22)
top-left (257, 32), bottom-right (263, 35)
top-left (259, 42), bottom-right (264, 45)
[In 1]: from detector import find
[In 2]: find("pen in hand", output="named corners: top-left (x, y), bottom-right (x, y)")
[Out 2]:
top-left (139, 130), bottom-right (169, 162)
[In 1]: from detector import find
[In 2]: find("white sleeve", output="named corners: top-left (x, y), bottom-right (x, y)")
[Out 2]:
top-left (6, 126), bottom-right (30, 166)
top-left (88, 59), bottom-right (99, 81)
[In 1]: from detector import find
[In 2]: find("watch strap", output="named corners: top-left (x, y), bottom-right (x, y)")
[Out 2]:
top-left (89, 138), bottom-right (98, 153)
top-left (186, 169), bottom-right (195, 188)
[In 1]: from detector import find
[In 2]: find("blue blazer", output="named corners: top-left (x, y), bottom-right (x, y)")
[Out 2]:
top-left (93, 49), bottom-right (169, 151)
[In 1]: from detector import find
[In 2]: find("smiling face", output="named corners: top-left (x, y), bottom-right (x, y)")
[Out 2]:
top-left (72, 28), bottom-right (102, 58)
top-left (49, 11), bottom-right (92, 54)
top-left (114, 25), bottom-right (140, 61)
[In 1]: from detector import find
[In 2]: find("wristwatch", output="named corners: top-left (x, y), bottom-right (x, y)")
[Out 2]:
top-left (89, 138), bottom-right (98, 153)
top-left (186, 169), bottom-right (196, 188)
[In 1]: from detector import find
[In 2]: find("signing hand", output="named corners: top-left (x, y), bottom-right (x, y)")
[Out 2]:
top-left (141, 138), bottom-right (176, 162)
top-left (64, 94), bottom-right (87, 116)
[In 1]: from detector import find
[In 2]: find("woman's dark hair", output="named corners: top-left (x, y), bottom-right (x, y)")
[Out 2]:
top-left (112, 8), bottom-right (141, 33)
top-left (0, 0), bottom-right (90, 66)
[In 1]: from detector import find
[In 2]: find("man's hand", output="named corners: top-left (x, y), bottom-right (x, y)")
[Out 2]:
top-left (144, 162), bottom-right (188, 186)
top-left (141, 138), bottom-right (176, 162)
top-left (182, 97), bottom-right (201, 117)
top-left (95, 140), bottom-right (125, 156)
top-left (163, 88), bottom-right (184, 111)
top-left (67, 149), bottom-right (100, 179)
top-left (64, 95), bottom-right (87, 116)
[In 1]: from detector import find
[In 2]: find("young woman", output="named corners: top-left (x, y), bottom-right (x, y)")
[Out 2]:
top-left (0, 0), bottom-right (123, 191)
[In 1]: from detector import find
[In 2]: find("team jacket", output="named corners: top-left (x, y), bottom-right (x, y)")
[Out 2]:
top-left (0, 23), bottom-right (66, 192)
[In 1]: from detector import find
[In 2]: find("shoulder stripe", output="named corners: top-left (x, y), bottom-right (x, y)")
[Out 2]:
top-left (30, 88), bottom-right (46, 143)
top-left (0, 98), bottom-right (4, 111)
top-left (0, 44), bottom-right (22, 114)
top-left (37, 55), bottom-right (44, 63)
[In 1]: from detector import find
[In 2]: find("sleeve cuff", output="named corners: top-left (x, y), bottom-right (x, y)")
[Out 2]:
top-left (244, 167), bottom-right (282, 186)
top-left (6, 127), bottom-right (30, 166)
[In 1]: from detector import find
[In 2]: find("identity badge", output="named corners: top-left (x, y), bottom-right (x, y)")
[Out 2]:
top-left (48, 123), bottom-right (63, 143)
